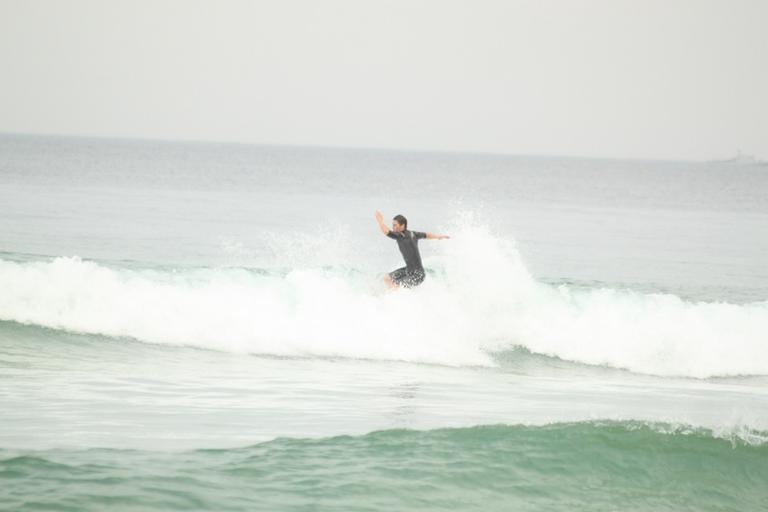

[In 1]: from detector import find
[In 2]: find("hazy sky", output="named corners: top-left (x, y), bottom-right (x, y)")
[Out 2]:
top-left (1, 0), bottom-right (766, 161)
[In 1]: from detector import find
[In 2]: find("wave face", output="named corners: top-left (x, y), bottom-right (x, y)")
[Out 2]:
top-left (2, 422), bottom-right (767, 512)
top-left (1, 225), bottom-right (767, 378)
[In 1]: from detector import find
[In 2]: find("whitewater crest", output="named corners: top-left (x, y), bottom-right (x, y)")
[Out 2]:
top-left (1, 223), bottom-right (767, 378)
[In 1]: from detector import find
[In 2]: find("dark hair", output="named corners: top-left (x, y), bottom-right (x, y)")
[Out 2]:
top-left (393, 214), bottom-right (407, 229)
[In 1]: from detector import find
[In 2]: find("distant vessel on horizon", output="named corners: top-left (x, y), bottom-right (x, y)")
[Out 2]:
top-left (711, 149), bottom-right (766, 165)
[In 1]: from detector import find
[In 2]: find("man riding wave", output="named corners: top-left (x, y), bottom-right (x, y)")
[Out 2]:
top-left (374, 210), bottom-right (450, 289)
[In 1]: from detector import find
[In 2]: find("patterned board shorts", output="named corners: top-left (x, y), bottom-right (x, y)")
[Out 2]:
top-left (389, 267), bottom-right (425, 288)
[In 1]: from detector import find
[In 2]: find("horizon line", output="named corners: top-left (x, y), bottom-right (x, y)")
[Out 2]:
top-left (0, 129), bottom-right (758, 166)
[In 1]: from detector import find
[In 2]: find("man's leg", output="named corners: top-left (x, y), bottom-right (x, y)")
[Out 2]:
top-left (386, 268), bottom-right (407, 289)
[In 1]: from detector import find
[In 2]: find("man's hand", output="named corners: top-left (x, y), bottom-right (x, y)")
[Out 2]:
top-left (375, 210), bottom-right (384, 223)
top-left (426, 232), bottom-right (450, 240)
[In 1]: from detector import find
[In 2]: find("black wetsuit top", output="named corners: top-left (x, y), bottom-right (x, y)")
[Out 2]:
top-left (387, 229), bottom-right (427, 271)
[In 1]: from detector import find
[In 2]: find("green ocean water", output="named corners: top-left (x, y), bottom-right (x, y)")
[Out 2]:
top-left (2, 423), bottom-right (767, 512)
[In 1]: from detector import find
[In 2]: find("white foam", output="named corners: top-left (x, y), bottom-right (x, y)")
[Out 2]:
top-left (1, 224), bottom-right (767, 377)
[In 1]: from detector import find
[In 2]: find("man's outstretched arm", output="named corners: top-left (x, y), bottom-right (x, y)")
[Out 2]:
top-left (426, 232), bottom-right (450, 240)
top-left (374, 210), bottom-right (390, 235)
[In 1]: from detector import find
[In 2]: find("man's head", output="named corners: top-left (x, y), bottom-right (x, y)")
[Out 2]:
top-left (392, 214), bottom-right (408, 232)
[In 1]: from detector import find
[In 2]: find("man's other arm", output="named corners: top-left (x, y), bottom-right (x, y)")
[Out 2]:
top-left (425, 232), bottom-right (450, 240)
top-left (374, 210), bottom-right (391, 236)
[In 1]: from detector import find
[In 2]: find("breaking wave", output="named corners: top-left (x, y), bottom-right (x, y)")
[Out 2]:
top-left (1, 224), bottom-right (767, 378)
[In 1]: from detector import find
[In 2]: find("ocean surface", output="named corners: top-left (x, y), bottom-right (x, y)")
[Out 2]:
top-left (1, 133), bottom-right (767, 511)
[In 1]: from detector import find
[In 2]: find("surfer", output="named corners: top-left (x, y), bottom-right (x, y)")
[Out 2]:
top-left (374, 210), bottom-right (450, 289)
